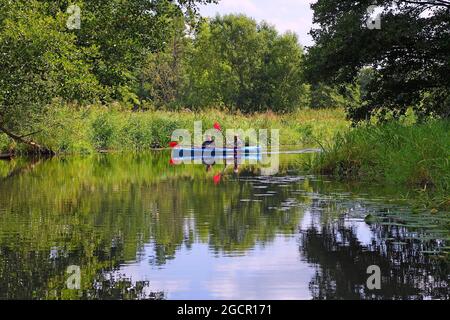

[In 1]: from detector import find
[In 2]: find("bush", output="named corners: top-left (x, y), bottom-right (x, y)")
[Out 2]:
top-left (120, 115), bottom-right (153, 150)
top-left (0, 134), bottom-right (11, 153)
top-left (2, 104), bottom-right (348, 153)
top-left (90, 111), bottom-right (119, 150)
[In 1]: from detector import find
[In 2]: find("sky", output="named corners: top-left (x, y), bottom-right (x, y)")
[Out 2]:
top-left (199, 0), bottom-right (317, 47)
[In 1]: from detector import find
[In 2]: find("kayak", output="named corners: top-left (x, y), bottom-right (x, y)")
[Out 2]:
top-left (171, 146), bottom-right (262, 161)
top-left (174, 146), bottom-right (260, 152)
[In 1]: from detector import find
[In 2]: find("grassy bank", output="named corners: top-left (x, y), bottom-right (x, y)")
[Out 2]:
top-left (312, 120), bottom-right (450, 210)
top-left (0, 105), bottom-right (348, 154)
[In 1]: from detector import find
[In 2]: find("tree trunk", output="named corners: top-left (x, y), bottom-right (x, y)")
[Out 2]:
top-left (0, 126), bottom-right (54, 155)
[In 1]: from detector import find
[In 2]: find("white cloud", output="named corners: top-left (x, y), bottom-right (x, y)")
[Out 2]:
top-left (220, 0), bottom-right (260, 14)
top-left (114, 237), bottom-right (315, 299)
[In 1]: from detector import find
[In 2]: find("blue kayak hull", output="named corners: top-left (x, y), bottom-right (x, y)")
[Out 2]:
top-left (171, 146), bottom-right (262, 161)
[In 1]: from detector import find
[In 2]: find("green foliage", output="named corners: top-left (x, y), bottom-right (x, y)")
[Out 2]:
top-left (120, 115), bottom-right (154, 149)
top-left (148, 117), bottom-right (181, 147)
top-left (310, 83), bottom-right (348, 109)
top-left (0, 134), bottom-right (10, 153)
top-left (38, 0), bottom-right (216, 101)
top-left (138, 15), bottom-right (189, 109)
top-left (306, 0), bottom-right (450, 122)
top-left (0, 0), bottom-right (215, 151)
top-left (183, 14), bottom-right (308, 112)
top-left (0, 1), bottom-right (101, 137)
top-left (91, 112), bottom-right (119, 150)
top-left (5, 105), bottom-right (347, 154)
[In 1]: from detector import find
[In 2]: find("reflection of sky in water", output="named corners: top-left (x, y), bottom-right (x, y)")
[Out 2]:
top-left (113, 210), bottom-right (386, 300)
top-left (115, 211), bottom-right (380, 299)
top-left (300, 208), bottom-right (374, 247)
top-left (116, 235), bottom-right (315, 300)
top-left (346, 220), bottom-right (374, 247)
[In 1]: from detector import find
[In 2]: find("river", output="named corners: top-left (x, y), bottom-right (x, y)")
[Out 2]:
top-left (0, 152), bottom-right (448, 299)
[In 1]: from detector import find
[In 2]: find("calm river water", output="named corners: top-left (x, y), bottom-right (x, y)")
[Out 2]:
top-left (0, 152), bottom-right (448, 299)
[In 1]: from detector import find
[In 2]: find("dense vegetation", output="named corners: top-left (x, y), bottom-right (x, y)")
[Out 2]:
top-left (306, 0), bottom-right (450, 122)
top-left (181, 15), bottom-right (308, 112)
top-left (0, 1), bottom-right (448, 299)
top-left (0, 106), bottom-right (347, 153)
top-left (0, 0), bottom-right (356, 154)
top-left (303, 0), bottom-right (449, 207)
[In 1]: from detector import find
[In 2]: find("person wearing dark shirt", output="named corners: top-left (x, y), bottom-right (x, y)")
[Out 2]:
top-left (202, 135), bottom-right (216, 171)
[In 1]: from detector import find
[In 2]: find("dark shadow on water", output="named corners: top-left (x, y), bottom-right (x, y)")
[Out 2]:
top-left (300, 223), bottom-right (448, 300)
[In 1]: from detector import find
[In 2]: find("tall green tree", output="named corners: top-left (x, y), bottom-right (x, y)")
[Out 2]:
top-left (138, 15), bottom-right (192, 109)
top-left (0, 1), bottom-right (101, 152)
top-left (305, 0), bottom-right (450, 121)
top-left (0, 0), bottom-right (215, 152)
top-left (39, 0), bottom-right (217, 105)
top-left (184, 14), bottom-right (308, 112)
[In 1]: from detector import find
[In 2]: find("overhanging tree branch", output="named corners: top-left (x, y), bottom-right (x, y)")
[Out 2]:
top-left (401, 0), bottom-right (450, 8)
top-left (0, 125), bottom-right (54, 154)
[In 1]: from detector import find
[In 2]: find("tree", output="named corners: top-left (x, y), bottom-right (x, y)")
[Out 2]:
top-left (39, 0), bottom-right (217, 105)
top-left (254, 28), bottom-right (309, 112)
top-left (305, 0), bottom-right (450, 122)
top-left (0, 0), bottom-right (216, 152)
top-left (310, 83), bottom-right (347, 109)
top-left (138, 15), bottom-right (191, 109)
top-left (0, 1), bottom-right (101, 152)
top-left (184, 14), bottom-right (308, 112)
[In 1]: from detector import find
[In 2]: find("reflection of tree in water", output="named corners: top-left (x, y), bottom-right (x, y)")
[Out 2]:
top-left (146, 175), bottom-right (305, 263)
top-left (0, 245), bottom-right (163, 300)
top-left (300, 219), bottom-right (449, 300)
top-left (1, 154), bottom-right (447, 299)
top-left (86, 274), bottom-right (164, 300)
top-left (0, 154), bottom-right (306, 298)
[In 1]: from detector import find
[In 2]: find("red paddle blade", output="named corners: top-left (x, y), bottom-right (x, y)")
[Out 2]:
top-left (213, 174), bottom-right (221, 185)
top-left (213, 122), bottom-right (222, 131)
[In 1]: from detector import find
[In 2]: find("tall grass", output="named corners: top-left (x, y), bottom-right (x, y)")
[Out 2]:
top-left (313, 120), bottom-right (450, 209)
top-left (0, 105), bottom-right (348, 154)
top-left (0, 134), bottom-right (10, 154)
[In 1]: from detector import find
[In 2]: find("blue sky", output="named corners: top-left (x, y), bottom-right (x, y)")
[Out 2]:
top-left (199, 0), bottom-right (316, 47)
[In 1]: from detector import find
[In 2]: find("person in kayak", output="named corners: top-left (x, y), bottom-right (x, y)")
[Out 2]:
top-left (202, 134), bottom-right (216, 171)
top-left (233, 135), bottom-right (243, 174)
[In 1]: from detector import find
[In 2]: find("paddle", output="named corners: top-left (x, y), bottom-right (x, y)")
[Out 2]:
top-left (169, 141), bottom-right (179, 148)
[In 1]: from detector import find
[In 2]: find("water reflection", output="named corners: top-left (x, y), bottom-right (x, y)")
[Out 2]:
top-left (300, 221), bottom-right (448, 300)
top-left (0, 153), bottom-right (448, 299)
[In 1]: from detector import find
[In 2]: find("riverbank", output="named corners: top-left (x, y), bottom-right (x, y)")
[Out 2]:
top-left (311, 120), bottom-right (450, 211)
top-left (0, 106), bottom-right (348, 155)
